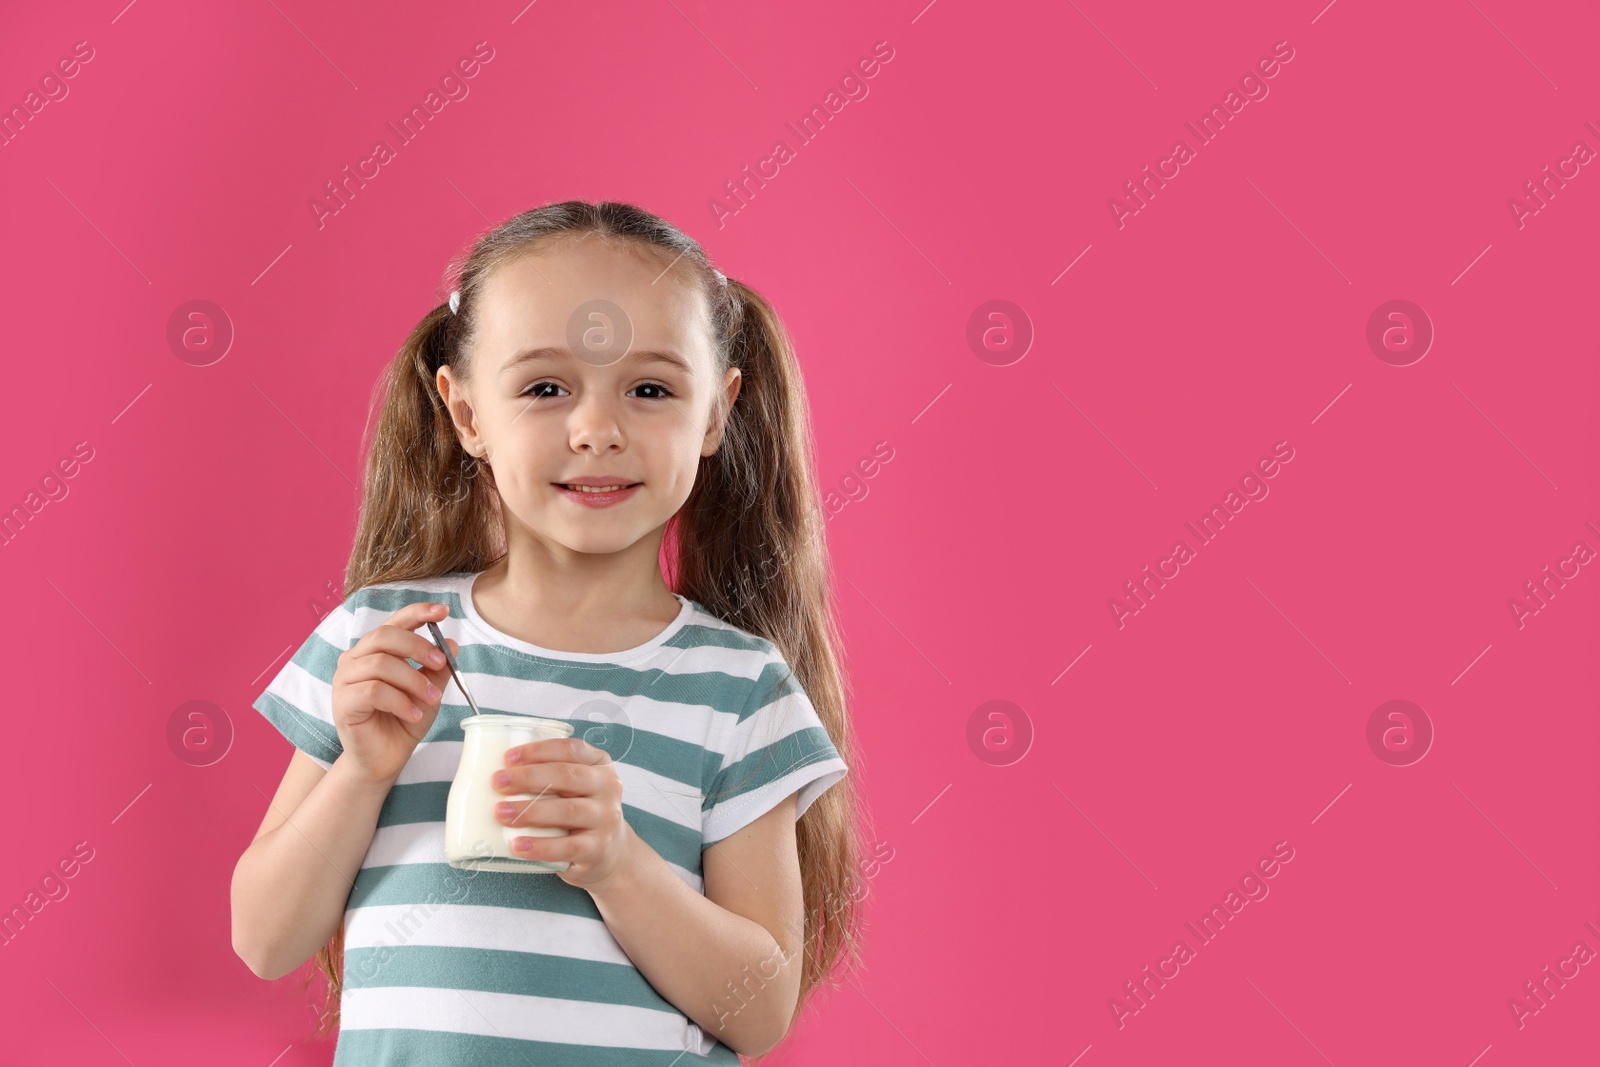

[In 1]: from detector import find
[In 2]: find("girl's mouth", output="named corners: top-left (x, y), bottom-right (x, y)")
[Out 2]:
top-left (553, 483), bottom-right (642, 508)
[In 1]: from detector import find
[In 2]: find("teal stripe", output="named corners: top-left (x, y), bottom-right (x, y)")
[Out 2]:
top-left (740, 659), bottom-right (805, 722)
top-left (579, 721), bottom-right (708, 790)
top-left (355, 581), bottom-right (466, 619)
top-left (375, 787), bottom-right (704, 874)
top-left (377, 782), bottom-right (451, 827)
top-left (349, 863), bottom-right (604, 919)
top-left (287, 621), bottom-right (348, 682)
top-left (333, 1026), bottom-right (738, 1066)
top-left (346, 944), bottom-right (670, 1012)
top-left (452, 642), bottom-right (753, 717)
top-left (706, 726), bottom-right (839, 808)
top-left (253, 690), bottom-right (341, 762)
top-left (665, 621), bottom-right (769, 654)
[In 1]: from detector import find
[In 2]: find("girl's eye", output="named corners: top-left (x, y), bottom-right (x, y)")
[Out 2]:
top-left (520, 381), bottom-right (675, 400)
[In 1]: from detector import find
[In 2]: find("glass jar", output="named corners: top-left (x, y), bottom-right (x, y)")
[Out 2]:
top-left (444, 713), bottom-right (575, 874)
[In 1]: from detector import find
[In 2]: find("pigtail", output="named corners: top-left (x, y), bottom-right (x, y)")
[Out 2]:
top-left (671, 277), bottom-right (870, 1034)
top-left (344, 301), bottom-right (505, 597)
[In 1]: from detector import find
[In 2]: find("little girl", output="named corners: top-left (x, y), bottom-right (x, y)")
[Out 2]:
top-left (231, 200), bottom-right (866, 1064)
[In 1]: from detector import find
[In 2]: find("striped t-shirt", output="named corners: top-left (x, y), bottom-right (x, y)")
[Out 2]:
top-left (252, 570), bottom-right (849, 1065)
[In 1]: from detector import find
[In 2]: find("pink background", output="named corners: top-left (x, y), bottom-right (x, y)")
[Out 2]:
top-left (2, 0), bottom-right (1596, 1063)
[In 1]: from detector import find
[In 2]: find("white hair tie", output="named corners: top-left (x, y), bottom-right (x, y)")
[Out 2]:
top-left (713, 270), bottom-right (727, 285)
top-left (448, 290), bottom-right (461, 315)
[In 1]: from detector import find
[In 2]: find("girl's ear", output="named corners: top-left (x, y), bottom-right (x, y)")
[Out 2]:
top-left (703, 366), bottom-right (742, 456)
top-left (436, 367), bottom-right (484, 455)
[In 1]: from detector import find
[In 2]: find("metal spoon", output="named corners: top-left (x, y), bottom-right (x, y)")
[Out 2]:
top-left (425, 619), bottom-right (482, 717)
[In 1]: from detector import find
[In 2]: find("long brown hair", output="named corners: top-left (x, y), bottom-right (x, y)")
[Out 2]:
top-left (302, 200), bottom-right (869, 1050)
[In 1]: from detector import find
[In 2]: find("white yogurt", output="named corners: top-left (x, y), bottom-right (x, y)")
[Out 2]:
top-left (444, 713), bottom-right (575, 874)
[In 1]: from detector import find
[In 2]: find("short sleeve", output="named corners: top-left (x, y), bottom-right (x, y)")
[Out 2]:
top-left (252, 598), bottom-right (360, 771)
top-left (702, 654), bottom-right (849, 847)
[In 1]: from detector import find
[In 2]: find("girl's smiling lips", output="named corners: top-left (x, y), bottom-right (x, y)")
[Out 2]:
top-left (557, 476), bottom-right (642, 487)
top-left (553, 478), bottom-right (642, 508)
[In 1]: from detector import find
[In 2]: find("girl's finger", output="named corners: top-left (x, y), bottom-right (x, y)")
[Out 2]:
top-left (354, 621), bottom-right (450, 670)
top-left (349, 677), bottom-right (430, 725)
top-left (344, 652), bottom-right (441, 711)
top-left (382, 601), bottom-right (450, 633)
top-left (509, 832), bottom-right (579, 861)
top-left (494, 760), bottom-right (597, 798)
top-left (497, 796), bottom-right (602, 830)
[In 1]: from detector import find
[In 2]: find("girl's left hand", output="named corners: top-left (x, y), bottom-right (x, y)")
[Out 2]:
top-left (491, 736), bottom-right (631, 889)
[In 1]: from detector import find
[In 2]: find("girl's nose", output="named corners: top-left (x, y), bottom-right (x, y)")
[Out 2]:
top-left (568, 400), bottom-right (625, 452)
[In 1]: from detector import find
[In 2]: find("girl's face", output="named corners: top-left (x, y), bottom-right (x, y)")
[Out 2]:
top-left (438, 238), bottom-right (740, 558)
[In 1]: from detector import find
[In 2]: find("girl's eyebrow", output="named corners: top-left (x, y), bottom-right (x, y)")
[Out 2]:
top-left (499, 346), bottom-right (693, 376)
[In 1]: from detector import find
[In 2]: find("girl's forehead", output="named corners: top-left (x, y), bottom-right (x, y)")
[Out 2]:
top-left (475, 242), bottom-right (710, 352)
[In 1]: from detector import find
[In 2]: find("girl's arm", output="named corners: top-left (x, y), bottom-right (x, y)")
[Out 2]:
top-left (231, 750), bottom-right (395, 980)
top-left (236, 602), bottom-right (457, 980)
top-left (587, 795), bottom-right (805, 1059)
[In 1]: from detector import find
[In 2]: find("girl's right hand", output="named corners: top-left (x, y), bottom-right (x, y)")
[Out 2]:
top-left (331, 602), bottom-right (460, 785)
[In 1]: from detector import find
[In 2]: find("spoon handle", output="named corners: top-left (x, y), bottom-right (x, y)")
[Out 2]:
top-left (425, 619), bottom-right (481, 717)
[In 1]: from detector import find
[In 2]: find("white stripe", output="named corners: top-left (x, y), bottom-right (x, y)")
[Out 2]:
top-left (616, 763), bottom-right (705, 830)
top-left (395, 739), bottom-right (467, 784)
top-left (345, 903), bottom-right (632, 966)
top-left (363, 822), bottom-right (705, 892)
top-left (340, 985), bottom-right (707, 1052)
